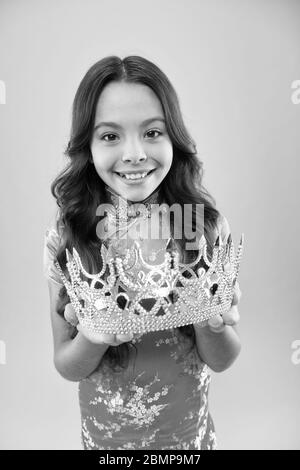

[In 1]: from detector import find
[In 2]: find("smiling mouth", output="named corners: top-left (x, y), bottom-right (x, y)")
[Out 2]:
top-left (114, 169), bottom-right (156, 180)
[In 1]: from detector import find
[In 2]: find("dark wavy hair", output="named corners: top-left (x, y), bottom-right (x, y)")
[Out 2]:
top-left (51, 55), bottom-right (221, 374)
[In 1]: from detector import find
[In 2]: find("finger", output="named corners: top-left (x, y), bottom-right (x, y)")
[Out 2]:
top-left (116, 333), bottom-right (134, 343)
top-left (109, 340), bottom-right (123, 346)
top-left (64, 303), bottom-right (78, 325)
top-left (77, 325), bottom-right (115, 345)
top-left (208, 314), bottom-right (223, 328)
top-left (222, 305), bottom-right (240, 326)
top-left (100, 333), bottom-right (118, 343)
top-left (208, 314), bottom-right (224, 330)
top-left (232, 282), bottom-right (242, 306)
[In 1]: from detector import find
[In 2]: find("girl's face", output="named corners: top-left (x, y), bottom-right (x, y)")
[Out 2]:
top-left (90, 81), bottom-right (173, 202)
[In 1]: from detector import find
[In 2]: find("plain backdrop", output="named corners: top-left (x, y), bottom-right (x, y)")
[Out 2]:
top-left (0, 0), bottom-right (299, 450)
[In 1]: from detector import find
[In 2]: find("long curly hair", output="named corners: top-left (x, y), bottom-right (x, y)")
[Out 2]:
top-left (51, 55), bottom-right (221, 373)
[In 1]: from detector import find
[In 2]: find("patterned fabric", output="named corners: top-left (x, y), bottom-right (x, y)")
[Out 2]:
top-left (78, 329), bottom-right (217, 450)
top-left (42, 212), bottom-right (231, 450)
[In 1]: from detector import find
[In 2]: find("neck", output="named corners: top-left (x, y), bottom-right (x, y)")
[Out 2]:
top-left (104, 183), bottom-right (162, 207)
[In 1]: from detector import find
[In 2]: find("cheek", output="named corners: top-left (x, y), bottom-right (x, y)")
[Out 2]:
top-left (151, 139), bottom-right (172, 164)
top-left (162, 140), bottom-right (173, 160)
top-left (161, 143), bottom-right (173, 171)
top-left (91, 146), bottom-right (116, 172)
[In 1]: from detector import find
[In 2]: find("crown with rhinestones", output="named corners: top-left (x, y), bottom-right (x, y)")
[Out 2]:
top-left (54, 232), bottom-right (244, 335)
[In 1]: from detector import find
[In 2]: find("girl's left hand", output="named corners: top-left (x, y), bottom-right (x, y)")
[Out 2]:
top-left (207, 282), bottom-right (242, 333)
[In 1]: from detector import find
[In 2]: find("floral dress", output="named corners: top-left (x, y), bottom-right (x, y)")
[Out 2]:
top-left (43, 222), bottom-right (218, 450)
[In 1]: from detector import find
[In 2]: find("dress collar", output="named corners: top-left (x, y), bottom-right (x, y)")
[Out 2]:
top-left (104, 183), bottom-right (163, 221)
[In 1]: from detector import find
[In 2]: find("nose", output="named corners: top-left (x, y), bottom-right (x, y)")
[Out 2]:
top-left (122, 153), bottom-right (147, 164)
top-left (121, 139), bottom-right (147, 164)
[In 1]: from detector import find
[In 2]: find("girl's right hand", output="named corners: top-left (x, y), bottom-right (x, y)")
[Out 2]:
top-left (77, 323), bottom-right (142, 346)
top-left (64, 302), bottom-right (143, 345)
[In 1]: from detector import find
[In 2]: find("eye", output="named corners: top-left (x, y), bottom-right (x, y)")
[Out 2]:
top-left (100, 129), bottom-right (162, 142)
top-left (101, 133), bottom-right (118, 142)
top-left (145, 129), bottom-right (162, 139)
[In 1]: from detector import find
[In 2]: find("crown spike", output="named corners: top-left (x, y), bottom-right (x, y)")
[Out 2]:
top-left (198, 233), bottom-right (206, 249)
top-left (65, 248), bottom-right (72, 263)
top-left (239, 233), bottom-right (245, 247)
top-left (219, 231), bottom-right (223, 246)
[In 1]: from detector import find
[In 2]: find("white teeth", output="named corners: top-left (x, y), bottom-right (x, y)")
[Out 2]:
top-left (120, 172), bottom-right (148, 180)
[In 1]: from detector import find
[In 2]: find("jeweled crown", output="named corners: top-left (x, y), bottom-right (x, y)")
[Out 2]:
top-left (54, 232), bottom-right (244, 335)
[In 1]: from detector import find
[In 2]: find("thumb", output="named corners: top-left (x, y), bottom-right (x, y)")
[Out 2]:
top-left (207, 314), bottom-right (225, 333)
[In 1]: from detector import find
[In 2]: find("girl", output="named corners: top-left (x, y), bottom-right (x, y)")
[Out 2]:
top-left (43, 55), bottom-right (242, 450)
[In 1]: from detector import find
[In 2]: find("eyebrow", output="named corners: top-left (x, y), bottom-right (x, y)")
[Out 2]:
top-left (94, 116), bottom-right (166, 131)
